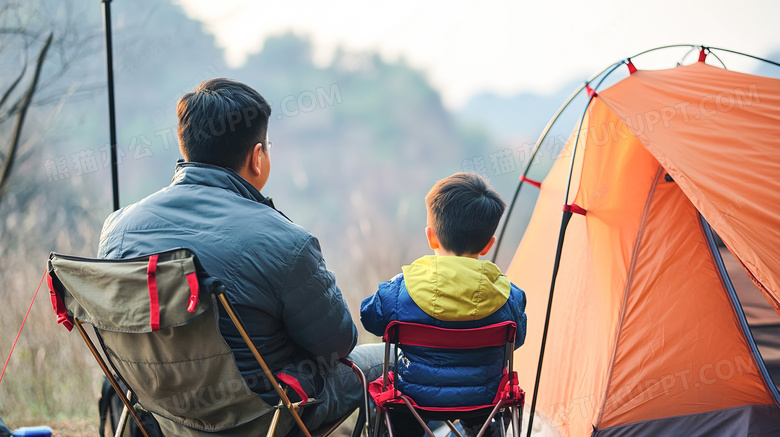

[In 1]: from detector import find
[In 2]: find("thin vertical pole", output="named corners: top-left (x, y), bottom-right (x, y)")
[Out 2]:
top-left (101, 0), bottom-right (120, 211)
top-left (525, 92), bottom-right (595, 437)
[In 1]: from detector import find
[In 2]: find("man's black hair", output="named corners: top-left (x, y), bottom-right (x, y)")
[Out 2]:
top-left (177, 78), bottom-right (271, 171)
top-left (425, 172), bottom-right (506, 256)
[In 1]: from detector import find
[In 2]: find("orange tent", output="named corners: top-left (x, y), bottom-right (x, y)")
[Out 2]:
top-left (503, 48), bottom-right (780, 436)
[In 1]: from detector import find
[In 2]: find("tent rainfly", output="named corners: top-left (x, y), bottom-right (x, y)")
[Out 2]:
top-left (501, 46), bottom-right (780, 436)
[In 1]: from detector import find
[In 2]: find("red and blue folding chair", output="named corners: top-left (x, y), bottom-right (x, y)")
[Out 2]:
top-left (368, 321), bottom-right (524, 437)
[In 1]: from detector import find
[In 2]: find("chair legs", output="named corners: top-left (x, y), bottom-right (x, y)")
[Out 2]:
top-left (382, 410), bottom-right (393, 437)
top-left (113, 390), bottom-right (132, 437)
top-left (218, 293), bottom-right (312, 437)
top-left (338, 358), bottom-right (370, 437)
top-left (74, 319), bottom-right (151, 437)
top-left (351, 407), bottom-right (366, 437)
top-left (371, 406), bottom-right (524, 437)
top-left (267, 396), bottom-right (287, 437)
top-left (445, 420), bottom-right (464, 437)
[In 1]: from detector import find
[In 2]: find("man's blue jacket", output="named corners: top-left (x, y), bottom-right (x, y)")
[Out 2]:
top-left (361, 255), bottom-right (526, 407)
top-left (98, 162), bottom-right (358, 399)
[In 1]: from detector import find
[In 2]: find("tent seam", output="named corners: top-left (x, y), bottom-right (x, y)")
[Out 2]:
top-left (697, 215), bottom-right (780, 407)
top-left (595, 166), bottom-right (665, 429)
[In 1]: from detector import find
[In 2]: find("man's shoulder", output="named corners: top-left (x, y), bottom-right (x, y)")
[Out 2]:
top-left (99, 183), bottom-right (311, 259)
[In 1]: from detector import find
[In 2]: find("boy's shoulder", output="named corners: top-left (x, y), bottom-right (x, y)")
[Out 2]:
top-left (388, 272), bottom-right (404, 283)
top-left (373, 272), bottom-right (408, 301)
top-left (503, 281), bottom-right (527, 315)
top-left (379, 272), bottom-right (405, 289)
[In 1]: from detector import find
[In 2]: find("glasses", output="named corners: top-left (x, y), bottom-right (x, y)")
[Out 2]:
top-left (265, 140), bottom-right (272, 151)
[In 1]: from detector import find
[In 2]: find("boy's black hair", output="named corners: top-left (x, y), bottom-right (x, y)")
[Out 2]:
top-left (425, 172), bottom-right (506, 256)
top-left (177, 78), bottom-right (272, 171)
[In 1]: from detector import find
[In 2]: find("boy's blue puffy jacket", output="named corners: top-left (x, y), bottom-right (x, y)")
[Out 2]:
top-left (361, 255), bottom-right (527, 407)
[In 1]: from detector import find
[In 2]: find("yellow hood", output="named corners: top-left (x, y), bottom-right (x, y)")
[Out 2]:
top-left (402, 255), bottom-right (511, 322)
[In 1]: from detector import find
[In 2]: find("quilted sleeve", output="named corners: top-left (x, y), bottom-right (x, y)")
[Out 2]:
top-left (508, 283), bottom-right (528, 349)
top-left (281, 235), bottom-right (358, 358)
top-left (360, 274), bottom-right (403, 338)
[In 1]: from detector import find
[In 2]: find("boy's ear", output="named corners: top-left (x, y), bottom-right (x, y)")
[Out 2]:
top-left (425, 227), bottom-right (440, 250)
top-left (478, 236), bottom-right (497, 256)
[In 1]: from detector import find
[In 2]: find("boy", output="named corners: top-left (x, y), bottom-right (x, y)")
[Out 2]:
top-left (360, 172), bottom-right (527, 436)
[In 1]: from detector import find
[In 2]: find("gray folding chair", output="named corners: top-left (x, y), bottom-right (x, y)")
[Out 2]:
top-left (47, 248), bottom-right (368, 437)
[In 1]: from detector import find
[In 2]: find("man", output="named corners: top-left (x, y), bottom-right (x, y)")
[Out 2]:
top-left (98, 78), bottom-right (382, 435)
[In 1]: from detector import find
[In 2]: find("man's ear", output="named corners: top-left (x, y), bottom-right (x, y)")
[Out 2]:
top-left (479, 236), bottom-right (497, 256)
top-left (425, 227), bottom-right (440, 250)
top-left (247, 143), bottom-right (264, 176)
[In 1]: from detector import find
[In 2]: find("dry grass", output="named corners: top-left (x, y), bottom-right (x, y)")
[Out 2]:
top-left (0, 253), bottom-right (105, 430)
top-left (0, 176), bottom-right (105, 429)
top-left (10, 418), bottom-right (99, 437)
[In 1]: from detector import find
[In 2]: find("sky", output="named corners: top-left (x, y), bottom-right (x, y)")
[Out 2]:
top-left (174, 0), bottom-right (780, 108)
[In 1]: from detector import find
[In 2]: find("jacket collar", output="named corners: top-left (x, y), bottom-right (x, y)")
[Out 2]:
top-left (171, 161), bottom-right (288, 219)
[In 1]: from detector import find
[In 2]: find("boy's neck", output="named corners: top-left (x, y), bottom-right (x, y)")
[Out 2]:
top-left (433, 248), bottom-right (480, 259)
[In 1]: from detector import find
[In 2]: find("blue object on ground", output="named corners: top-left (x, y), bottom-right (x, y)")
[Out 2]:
top-left (11, 427), bottom-right (52, 437)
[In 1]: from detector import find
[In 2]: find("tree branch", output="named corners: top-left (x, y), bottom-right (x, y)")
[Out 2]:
top-left (0, 28), bottom-right (39, 37)
top-left (0, 63), bottom-right (27, 111)
top-left (0, 32), bottom-right (53, 198)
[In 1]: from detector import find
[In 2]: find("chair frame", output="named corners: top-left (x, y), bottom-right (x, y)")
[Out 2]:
top-left (48, 251), bottom-right (369, 437)
top-left (371, 321), bottom-right (524, 437)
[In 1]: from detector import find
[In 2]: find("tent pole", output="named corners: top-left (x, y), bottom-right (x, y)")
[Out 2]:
top-left (524, 209), bottom-right (573, 437)
top-left (491, 82), bottom-right (586, 263)
top-left (101, 0), bottom-right (120, 212)
top-left (493, 46), bottom-right (703, 264)
top-left (491, 60), bottom-right (621, 264)
top-left (524, 91), bottom-right (596, 437)
top-left (703, 46), bottom-right (780, 69)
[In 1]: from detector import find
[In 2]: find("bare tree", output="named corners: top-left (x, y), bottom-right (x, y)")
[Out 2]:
top-left (0, 0), bottom-right (102, 202)
top-left (0, 32), bottom-right (52, 197)
top-left (0, 1), bottom-right (106, 426)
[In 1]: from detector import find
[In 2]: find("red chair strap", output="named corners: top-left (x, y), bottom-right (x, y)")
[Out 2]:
top-left (277, 372), bottom-right (309, 405)
top-left (47, 273), bottom-right (73, 332)
top-left (368, 372), bottom-right (521, 412)
top-left (492, 370), bottom-right (525, 405)
top-left (185, 271), bottom-right (199, 312)
top-left (146, 254), bottom-right (160, 331)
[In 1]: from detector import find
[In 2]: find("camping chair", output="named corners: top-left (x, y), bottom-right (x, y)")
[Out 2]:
top-left (368, 321), bottom-right (524, 437)
top-left (46, 248), bottom-right (369, 437)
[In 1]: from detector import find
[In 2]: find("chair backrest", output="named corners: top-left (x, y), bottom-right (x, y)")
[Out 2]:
top-left (380, 320), bottom-right (518, 402)
top-left (383, 320), bottom-right (517, 350)
top-left (370, 321), bottom-right (524, 437)
top-left (384, 320), bottom-right (517, 375)
top-left (47, 249), bottom-right (274, 435)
